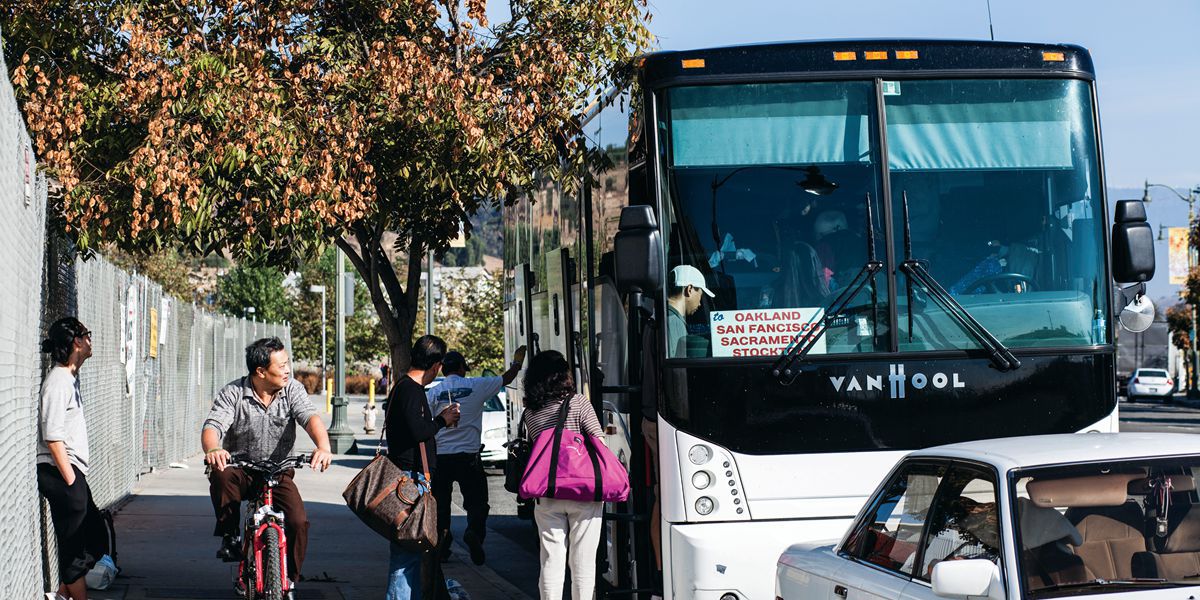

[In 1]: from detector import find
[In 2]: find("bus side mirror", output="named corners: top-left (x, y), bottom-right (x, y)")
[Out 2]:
top-left (1111, 200), bottom-right (1155, 284)
top-left (614, 205), bottom-right (663, 295)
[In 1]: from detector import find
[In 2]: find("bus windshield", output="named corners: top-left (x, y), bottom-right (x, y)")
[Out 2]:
top-left (660, 78), bottom-right (1107, 359)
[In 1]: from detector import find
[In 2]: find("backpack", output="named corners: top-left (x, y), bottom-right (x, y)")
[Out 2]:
top-left (85, 509), bottom-right (120, 590)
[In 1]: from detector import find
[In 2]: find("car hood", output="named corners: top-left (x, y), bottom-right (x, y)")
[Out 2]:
top-left (482, 410), bottom-right (505, 433)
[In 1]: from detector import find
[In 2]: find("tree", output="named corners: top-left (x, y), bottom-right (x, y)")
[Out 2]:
top-left (289, 246), bottom-right (387, 367)
top-left (5, 0), bottom-right (652, 370)
top-left (1167, 303), bottom-right (1192, 353)
top-left (104, 245), bottom-right (198, 301)
top-left (423, 269), bottom-right (504, 374)
top-left (217, 264), bottom-right (291, 323)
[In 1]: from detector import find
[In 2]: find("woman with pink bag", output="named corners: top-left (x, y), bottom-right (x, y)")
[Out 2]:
top-left (519, 350), bottom-right (607, 600)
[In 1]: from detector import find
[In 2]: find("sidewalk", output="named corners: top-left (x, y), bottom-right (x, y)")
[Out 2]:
top-left (93, 404), bottom-right (533, 600)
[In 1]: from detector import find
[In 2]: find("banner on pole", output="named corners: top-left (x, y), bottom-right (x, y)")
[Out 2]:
top-left (1170, 227), bottom-right (1189, 285)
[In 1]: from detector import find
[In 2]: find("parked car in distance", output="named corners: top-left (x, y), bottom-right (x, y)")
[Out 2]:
top-left (1128, 368), bottom-right (1175, 403)
top-left (777, 433), bottom-right (1200, 600)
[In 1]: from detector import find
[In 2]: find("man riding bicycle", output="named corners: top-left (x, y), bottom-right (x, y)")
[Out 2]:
top-left (201, 337), bottom-right (333, 585)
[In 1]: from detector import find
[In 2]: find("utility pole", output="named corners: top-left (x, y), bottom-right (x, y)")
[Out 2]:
top-left (308, 285), bottom-right (327, 386)
top-left (426, 250), bottom-right (434, 335)
top-left (1144, 181), bottom-right (1200, 397)
top-left (328, 248), bottom-right (356, 453)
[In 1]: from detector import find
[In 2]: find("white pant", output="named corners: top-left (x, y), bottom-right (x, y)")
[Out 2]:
top-left (534, 497), bottom-right (605, 600)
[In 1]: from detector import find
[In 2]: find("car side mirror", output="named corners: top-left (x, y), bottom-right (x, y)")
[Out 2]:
top-left (613, 205), bottom-right (663, 295)
top-left (1111, 200), bottom-right (1155, 284)
top-left (931, 559), bottom-right (1004, 600)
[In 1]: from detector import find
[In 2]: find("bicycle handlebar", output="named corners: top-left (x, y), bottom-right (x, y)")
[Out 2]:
top-left (226, 454), bottom-right (311, 476)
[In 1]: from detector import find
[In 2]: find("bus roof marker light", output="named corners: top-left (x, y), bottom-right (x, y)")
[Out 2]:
top-left (832, 51), bottom-right (857, 61)
top-left (681, 58), bottom-right (706, 69)
top-left (895, 50), bottom-right (919, 60)
top-left (864, 51), bottom-right (888, 60)
top-left (1042, 51), bottom-right (1066, 62)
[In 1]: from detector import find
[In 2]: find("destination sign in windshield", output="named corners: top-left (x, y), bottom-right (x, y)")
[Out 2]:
top-left (710, 308), bottom-right (825, 357)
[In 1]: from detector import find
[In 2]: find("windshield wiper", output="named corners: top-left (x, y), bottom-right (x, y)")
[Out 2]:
top-left (899, 192), bottom-right (1020, 372)
top-left (1035, 578), bottom-right (1174, 594)
top-left (773, 193), bottom-right (883, 385)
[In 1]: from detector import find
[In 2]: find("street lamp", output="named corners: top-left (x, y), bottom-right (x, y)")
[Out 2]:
top-left (1145, 180), bottom-right (1200, 396)
top-left (308, 285), bottom-right (327, 386)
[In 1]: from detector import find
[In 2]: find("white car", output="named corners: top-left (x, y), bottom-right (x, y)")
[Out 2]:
top-left (1127, 369), bottom-right (1175, 403)
top-left (777, 433), bottom-right (1200, 600)
top-left (422, 379), bottom-right (508, 467)
top-left (480, 390), bottom-right (508, 467)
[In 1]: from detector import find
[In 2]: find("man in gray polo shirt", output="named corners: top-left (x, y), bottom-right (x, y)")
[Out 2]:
top-left (201, 337), bottom-right (333, 583)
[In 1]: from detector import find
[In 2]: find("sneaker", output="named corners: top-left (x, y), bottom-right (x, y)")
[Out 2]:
top-left (463, 529), bottom-right (486, 566)
top-left (217, 534), bottom-right (243, 562)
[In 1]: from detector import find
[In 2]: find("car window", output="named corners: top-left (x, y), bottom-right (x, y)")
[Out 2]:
top-left (917, 466), bottom-right (1002, 581)
top-left (1137, 369), bottom-right (1169, 378)
top-left (844, 462), bottom-right (948, 576)
top-left (483, 395), bottom-right (504, 412)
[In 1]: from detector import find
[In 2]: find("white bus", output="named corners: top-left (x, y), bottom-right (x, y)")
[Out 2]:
top-left (501, 39), bottom-right (1156, 600)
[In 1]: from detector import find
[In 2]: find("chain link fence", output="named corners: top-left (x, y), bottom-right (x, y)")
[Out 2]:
top-left (0, 28), bottom-right (290, 596)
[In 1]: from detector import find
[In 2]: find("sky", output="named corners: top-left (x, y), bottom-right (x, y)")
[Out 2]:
top-left (590, 0), bottom-right (1200, 189)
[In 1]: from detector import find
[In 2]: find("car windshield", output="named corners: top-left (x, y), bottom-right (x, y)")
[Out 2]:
top-left (1012, 456), bottom-right (1200, 598)
top-left (660, 78), bottom-right (1107, 360)
top-left (483, 395), bottom-right (504, 412)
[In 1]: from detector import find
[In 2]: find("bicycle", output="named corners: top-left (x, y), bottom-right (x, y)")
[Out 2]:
top-left (224, 454), bottom-right (310, 600)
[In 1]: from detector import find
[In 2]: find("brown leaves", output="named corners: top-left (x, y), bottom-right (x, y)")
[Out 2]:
top-left (7, 0), bottom-right (650, 265)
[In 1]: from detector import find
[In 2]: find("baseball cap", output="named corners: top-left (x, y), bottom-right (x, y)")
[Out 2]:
top-left (671, 265), bottom-right (715, 297)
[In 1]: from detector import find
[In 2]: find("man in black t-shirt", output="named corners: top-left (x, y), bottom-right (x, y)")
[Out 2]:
top-left (384, 335), bottom-right (460, 598)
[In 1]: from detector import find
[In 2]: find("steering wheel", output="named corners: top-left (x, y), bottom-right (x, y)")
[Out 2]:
top-left (963, 272), bottom-right (1034, 294)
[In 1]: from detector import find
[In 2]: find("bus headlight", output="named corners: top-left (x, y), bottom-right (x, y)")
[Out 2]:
top-left (688, 445), bottom-right (712, 465)
top-left (695, 496), bottom-right (715, 515)
top-left (691, 470), bottom-right (712, 489)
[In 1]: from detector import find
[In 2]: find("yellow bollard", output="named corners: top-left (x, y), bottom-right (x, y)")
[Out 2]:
top-left (364, 378), bottom-right (378, 433)
top-left (326, 378), bottom-right (333, 414)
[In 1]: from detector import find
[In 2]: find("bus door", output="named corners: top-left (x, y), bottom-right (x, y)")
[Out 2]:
top-left (544, 247), bottom-right (575, 369)
top-left (507, 265), bottom-right (536, 437)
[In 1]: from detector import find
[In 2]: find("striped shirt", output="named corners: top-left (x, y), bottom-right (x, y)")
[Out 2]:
top-left (521, 393), bottom-right (603, 441)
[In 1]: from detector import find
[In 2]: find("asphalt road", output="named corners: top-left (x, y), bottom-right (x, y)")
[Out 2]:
top-left (1119, 395), bottom-right (1200, 433)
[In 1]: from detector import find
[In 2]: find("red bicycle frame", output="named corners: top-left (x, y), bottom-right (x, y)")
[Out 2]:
top-left (250, 487), bottom-right (290, 594)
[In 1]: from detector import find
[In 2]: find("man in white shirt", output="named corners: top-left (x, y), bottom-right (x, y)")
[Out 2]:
top-left (426, 348), bottom-right (524, 565)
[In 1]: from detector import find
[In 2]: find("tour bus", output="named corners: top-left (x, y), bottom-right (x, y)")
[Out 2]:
top-left (501, 40), bottom-right (1155, 600)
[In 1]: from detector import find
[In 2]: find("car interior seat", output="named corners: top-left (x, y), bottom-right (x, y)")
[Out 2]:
top-left (1066, 503), bottom-right (1147, 580)
top-left (1027, 474), bottom-right (1143, 581)
top-left (1130, 475), bottom-right (1200, 580)
top-left (1016, 497), bottom-right (1087, 589)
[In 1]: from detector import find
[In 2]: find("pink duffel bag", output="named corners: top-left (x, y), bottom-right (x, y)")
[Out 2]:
top-left (518, 396), bottom-right (630, 503)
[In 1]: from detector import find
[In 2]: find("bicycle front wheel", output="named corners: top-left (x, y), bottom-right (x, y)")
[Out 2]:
top-left (262, 526), bottom-right (285, 600)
